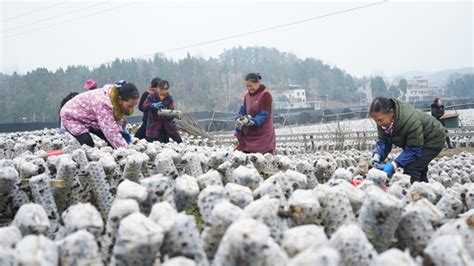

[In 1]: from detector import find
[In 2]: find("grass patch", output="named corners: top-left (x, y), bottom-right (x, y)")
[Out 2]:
top-left (0, 219), bottom-right (12, 227)
top-left (186, 204), bottom-right (204, 230)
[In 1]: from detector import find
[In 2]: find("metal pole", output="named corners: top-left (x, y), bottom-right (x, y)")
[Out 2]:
top-left (282, 108), bottom-right (294, 136)
top-left (207, 111), bottom-right (216, 132)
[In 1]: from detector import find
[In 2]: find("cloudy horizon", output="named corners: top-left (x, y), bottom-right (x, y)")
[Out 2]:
top-left (1, 0), bottom-right (472, 77)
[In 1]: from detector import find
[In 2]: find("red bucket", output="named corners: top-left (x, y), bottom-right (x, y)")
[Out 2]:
top-left (351, 179), bottom-right (363, 187)
top-left (46, 149), bottom-right (63, 157)
top-left (352, 179), bottom-right (389, 190)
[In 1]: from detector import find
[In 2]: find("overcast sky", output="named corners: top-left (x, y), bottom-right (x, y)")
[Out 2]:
top-left (1, 0), bottom-right (472, 77)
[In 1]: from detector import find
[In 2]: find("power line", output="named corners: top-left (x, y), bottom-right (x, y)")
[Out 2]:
top-left (3, 1), bottom-right (387, 69)
top-left (1, 1), bottom-right (111, 34)
top-left (91, 0), bottom-right (388, 68)
top-left (1, 3), bottom-right (135, 39)
top-left (1, 2), bottom-right (67, 23)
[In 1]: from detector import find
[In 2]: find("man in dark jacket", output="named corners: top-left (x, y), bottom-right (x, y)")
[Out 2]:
top-left (370, 97), bottom-right (445, 183)
top-left (431, 97), bottom-right (454, 148)
top-left (135, 77), bottom-right (161, 139)
top-left (142, 80), bottom-right (182, 144)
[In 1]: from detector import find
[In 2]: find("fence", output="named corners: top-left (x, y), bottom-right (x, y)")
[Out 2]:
top-left (202, 103), bottom-right (474, 132)
top-left (1, 102), bottom-right (473, 134)
top-left (0, 122), bottom-right (58, 133)
top-left (211, 126), bottom-right (474, 152)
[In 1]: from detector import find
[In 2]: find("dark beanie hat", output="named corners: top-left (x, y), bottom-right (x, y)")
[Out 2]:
top-left (118, 83), bottom-right (139, 100)
top-left (245, 73), bottom-right (262, 82)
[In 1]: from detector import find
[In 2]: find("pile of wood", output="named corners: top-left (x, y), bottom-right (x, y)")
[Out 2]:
top-left (177, 114), bottom-right (212, 140)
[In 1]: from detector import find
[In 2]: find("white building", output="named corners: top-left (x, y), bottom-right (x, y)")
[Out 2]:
top-left (358, 84), bottom-right (373, 103)
top-left (282, 85), bottom-right (308, 108)
top-left (406, 76), bottom-right (437, 102)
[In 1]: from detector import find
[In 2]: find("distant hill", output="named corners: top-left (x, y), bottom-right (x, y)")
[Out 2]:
top-left (425, 67), bottom-right (474, 86)
top-left (0, 46), bottom-right (359, 123)
top-left (397, 67), bottom-right (474, 86)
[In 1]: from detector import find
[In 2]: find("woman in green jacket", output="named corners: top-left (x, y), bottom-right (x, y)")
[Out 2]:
top-left (370, 97), bottom-right (446, 183)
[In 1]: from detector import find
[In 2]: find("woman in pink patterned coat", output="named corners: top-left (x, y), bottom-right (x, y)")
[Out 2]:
top-left (60, 81), bottom-right (139, 149)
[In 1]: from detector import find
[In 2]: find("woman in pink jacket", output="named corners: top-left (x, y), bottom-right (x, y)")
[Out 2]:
top-left (60, 81), bottom-right (139, 149)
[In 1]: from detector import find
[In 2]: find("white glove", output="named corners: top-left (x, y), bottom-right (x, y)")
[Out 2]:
top-left (235, 116), bottom-right (249, 129)
top-left (235, 115), bottom-right (255, 129)
top-left (371, 153), bottom-right (381, 167)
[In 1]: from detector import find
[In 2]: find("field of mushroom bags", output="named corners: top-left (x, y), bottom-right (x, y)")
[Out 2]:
top-left (276, 108), bottom-right (474, 135)
top-left (0, 128), bottom-right (473, 266)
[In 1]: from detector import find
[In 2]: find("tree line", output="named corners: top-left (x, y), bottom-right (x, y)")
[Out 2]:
top-left (369, 74), bottom-right (473, 101)
top-left (446, 74), bottom-right (474, 99)
top-left (370, 76), bottom-right (407, 99)
top-left (0, 46), bottom-right (360, 123)
top-left (0, 46), bottom-right (472, 124)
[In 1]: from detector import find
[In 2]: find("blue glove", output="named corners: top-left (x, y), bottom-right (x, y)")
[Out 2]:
top-left (120, 131), bottom-right (132, 144)
top-left (378, 163), bottom-right (395, 177)
top-left (152, 102), bottom-right (164, 109)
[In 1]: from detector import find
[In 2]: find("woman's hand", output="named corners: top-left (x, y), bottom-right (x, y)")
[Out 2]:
top-left (152, 102), bottom-right (164, 109)
top-left (120, 130), bottom-right (132, 144)
top-left (377, 162), bottom-right (396, 177)
top-left (371, 153), bottom-right (382, 167)
top-left (235, 115), bottom-right (255, 128)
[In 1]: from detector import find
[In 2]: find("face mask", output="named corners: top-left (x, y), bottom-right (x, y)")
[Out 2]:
top-left (382, 121), bottom-right (395, 135)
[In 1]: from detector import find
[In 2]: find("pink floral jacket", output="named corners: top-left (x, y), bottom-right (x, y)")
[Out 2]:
top-left (60, 85), bottom-right (127, 148)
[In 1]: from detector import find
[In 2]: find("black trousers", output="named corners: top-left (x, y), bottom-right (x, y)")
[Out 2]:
top-left (146, 127), bottom-right (182, 144)
top-left (444, 129), bottom-right (453, 148)
top-left (403, 148), bottom-right (442, 184)
top-left (135, 122), bottom-right (147, 139)
top-left (440, 121), bottom-right (453, 148)
top-left (74, 128), bottom-right (112, 148)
